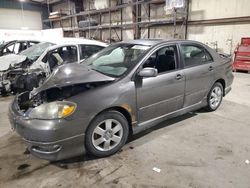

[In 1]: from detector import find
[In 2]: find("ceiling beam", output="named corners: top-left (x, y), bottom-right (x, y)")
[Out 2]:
top-left (29, 0), bottom-right (63, 5)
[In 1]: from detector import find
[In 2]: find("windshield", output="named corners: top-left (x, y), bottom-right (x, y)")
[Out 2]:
top-left (20, 42), bottom-right (54, 61)
top-left (83, 43), bottom-right (151, 77)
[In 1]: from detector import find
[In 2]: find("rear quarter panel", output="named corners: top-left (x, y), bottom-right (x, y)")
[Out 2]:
top-left (211, 51), bottom-right (234, 90)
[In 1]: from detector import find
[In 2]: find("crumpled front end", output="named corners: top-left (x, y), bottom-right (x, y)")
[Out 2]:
top-left (8, 91), bottom-right (87, 161)
top-left (0, 71), bottom-right (11, 95)
top-left (0, 55), bottom-right (43, 95)
top-left (8, 63), bottom-right (115, 160)
top-left (0, 68), bottom-right (44, 96)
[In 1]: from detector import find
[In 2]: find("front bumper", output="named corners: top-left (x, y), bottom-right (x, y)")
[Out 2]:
top-left (8, 93), bottom-right (86, 161)
top-left (23, 134), bottom-right (85, 161)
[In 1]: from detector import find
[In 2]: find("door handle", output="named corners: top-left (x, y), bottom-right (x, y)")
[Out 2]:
top-left (208, 66), bottom-right (214, 71)
top-left (175, 74), bottom-right (183, 80)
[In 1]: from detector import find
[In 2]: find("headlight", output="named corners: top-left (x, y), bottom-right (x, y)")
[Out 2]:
top-left (28, 101), bottom-right (76, 120)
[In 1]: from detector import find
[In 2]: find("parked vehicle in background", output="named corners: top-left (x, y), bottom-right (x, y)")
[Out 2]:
top-left (233, 37), bottom-right (250, 72)
top-left (0, 42), bottom-right (54, 95)
top-left (0, 40), bottom-right (39, 57)
top-left (9, 39), bottom-right (233, 161)
top-left (0, 38), bottom-right (107, 95)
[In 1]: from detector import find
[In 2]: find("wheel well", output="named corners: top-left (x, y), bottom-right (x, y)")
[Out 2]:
top-left (97, 106), bottom-right (133, 134)
top-left (215, 79), bottom-right (225, 95)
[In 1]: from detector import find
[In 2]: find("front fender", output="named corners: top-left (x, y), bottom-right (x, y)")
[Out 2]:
top-left (69, 80), bottom-right (137, 132)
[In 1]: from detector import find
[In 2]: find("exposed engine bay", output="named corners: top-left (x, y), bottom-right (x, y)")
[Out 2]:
top-left (17, 82), bottom-right (109, 114)
top-left (0, 57), bottom-right (44, 95)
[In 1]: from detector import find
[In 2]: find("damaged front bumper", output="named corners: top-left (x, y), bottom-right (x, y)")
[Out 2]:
top-left (8, 92), bottom-right (86, 161)
top-left (0, 80), bottom-right (11, 94)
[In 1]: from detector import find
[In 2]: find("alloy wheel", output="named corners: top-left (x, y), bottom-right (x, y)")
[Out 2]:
top-left (209, 86), bottom-right (222, 109)
top-left (92, 119), bottom-right (123, 151)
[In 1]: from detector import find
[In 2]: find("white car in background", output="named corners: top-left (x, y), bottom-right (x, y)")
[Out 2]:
top-left (0, 38), bottom-right (107, 95)
top-left (0, 40), bottom-right (40, 57)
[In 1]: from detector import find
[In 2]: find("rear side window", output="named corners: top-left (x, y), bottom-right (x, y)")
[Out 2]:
top-left (181, 45), bottom-right (213, 67)
top-left (19, 42), bottom-right (28, 52)
top-left (28, 41), bottom-right (39, 47)
top-left (80, 45), bottom-right (104, 60)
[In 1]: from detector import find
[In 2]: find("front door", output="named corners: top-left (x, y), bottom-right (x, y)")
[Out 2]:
top-left (136, 45), bottom-right (185, 123)
top-left (45, 45), bottom-right (78, 74)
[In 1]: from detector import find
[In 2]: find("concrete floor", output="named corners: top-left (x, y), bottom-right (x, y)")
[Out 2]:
top-left (0, 72), bottom-right (250, 188)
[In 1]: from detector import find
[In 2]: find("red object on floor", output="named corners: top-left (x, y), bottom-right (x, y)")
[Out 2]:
top-left (233, 37), bottom-right (250, 72)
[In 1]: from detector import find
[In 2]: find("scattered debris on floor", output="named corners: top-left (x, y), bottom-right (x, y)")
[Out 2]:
top-left (17, 164), bottom-right (30, 170)
top-left (152, 167), bottom-right (161, 173)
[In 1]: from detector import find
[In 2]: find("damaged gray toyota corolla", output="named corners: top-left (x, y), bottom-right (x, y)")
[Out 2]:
top-left (9, 39), bottom-right (234, 161)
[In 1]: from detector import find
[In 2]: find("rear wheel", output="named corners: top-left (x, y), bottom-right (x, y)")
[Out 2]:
top-left (85, 111), bottom-right (129, 157)
top-left (206, 82), bottom-right (223, 111)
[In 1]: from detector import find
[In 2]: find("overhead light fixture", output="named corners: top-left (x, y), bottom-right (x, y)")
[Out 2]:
top-left (20, 0), bottom-right (25, 2)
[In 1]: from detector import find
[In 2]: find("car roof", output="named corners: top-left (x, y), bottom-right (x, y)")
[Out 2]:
top-left (122, 39), bottom-right (165, 46)
top-left (42, 38), bottom-right (107, 52)
top-left (120, 39), bottom-right (204, 46)
top-left (4, 39), bottom-right (40, 43)
top-left (48, 37), bottom-right (108, 47)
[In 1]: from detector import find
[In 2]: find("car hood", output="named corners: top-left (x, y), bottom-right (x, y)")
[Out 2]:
top-left (0, 54), bottom-right (27, 71)
top-left (32, 63), bottom-right (115, 95)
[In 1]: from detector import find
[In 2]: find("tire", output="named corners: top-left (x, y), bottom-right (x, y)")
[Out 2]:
top-left (206, 82), bottom-right (223, 112)
top-left (85, 111), bottom-right (129, 157)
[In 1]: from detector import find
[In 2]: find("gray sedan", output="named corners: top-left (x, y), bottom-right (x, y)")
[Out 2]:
top-left (9, 39), bottom-right (234, 161)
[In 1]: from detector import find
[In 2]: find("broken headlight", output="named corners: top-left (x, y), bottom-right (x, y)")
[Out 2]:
top-left (28, 101), bottom-right (76, 120)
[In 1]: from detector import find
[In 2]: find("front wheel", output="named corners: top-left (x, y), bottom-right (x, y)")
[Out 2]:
top-left (206, 82), bottom-right (223, 111)
top-left (85, 111), bottom-right (129, 157)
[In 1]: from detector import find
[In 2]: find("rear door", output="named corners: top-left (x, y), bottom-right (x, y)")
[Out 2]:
top-left (180, 43), bottom-right (214, 107)
top-left (136, 44), bottom-right (185, 123)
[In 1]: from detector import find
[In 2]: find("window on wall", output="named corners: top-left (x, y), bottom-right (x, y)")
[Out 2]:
top-left (181, 45), bottom-right (213, 67)
top-left (143, 46), bottom-right (177, 73)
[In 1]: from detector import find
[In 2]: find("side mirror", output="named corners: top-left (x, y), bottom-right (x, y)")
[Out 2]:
top-left (138, 68), bottom-right (158, 78)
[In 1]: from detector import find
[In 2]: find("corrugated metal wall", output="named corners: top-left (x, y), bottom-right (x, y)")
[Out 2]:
top-left (0, 8), bottom-right (43, 30)
top-left (187, 0), bottom-right (250, 54)
top-left (0, 0), bottom-right (49, 29)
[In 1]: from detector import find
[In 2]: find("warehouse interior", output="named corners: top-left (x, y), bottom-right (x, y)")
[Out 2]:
top-left (0, 0), bottom-right (250, 187)
top-left (0, 0), bottom-right (250, 53)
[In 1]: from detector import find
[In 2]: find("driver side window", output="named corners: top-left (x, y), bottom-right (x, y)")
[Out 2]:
top-left (42, 45), bottom-right (78, 71)
top-left (143, 46), bottom-right (177, 74)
